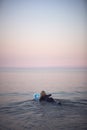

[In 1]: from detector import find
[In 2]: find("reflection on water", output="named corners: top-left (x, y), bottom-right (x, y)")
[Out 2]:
top-left (0, 68), bottom-right (87, 93)
top-left (0, 68), bottom-right (87, 130)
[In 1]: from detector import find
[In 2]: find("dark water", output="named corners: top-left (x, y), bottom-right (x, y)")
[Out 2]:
top-left (0, 68), bottom-right (87, 130)
top-left (0, 93), bottom-right (87, 130)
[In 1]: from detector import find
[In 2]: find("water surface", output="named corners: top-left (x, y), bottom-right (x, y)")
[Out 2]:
top-left (0, 68), bottom-right (87, 130)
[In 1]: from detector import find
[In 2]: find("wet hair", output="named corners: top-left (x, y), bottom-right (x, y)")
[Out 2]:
top-left (40, 91), bottom-right (46, 97)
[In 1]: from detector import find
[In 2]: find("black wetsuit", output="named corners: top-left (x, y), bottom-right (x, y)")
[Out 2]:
top-left (39, 94), bottom-right (55, 102)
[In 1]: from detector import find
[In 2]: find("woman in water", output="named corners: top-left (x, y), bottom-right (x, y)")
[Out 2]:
top-left (39, 91), bottom-right (55, 103)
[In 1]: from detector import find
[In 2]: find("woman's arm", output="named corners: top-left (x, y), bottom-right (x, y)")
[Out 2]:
top-left (47, 94), bottom-right (52, 97)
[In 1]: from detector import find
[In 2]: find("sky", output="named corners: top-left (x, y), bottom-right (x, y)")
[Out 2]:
top-left (0, 0), bottom-right (87, 68)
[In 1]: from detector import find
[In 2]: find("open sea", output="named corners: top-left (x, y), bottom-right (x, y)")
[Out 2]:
top-left (0, 68), bottom-right (87, 130)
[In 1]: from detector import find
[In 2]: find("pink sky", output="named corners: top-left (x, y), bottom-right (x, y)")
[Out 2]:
top-left (0, 0), bottom-right (87, 68)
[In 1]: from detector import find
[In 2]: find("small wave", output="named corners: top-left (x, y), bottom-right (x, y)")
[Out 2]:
top-left (0, 98), bottom-right (87, 130)
top-left (0, 92), bottom-right (33, 96)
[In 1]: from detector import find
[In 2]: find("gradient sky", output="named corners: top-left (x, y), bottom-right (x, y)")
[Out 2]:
top-left (0, 0), bottom-right (87, 68)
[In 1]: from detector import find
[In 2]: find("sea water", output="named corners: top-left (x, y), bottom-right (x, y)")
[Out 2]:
top-left (0, 68), bottom-right (87, 130)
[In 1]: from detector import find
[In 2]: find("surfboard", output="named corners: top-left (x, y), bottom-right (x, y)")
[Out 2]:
top-left (33, 93), bottom-right (61, 105)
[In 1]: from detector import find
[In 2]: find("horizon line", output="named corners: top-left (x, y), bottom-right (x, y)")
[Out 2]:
top-left (0, 66), bottom-right (87, 70)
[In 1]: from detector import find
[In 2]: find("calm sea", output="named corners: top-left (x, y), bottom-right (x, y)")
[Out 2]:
top-left (0, 68), bottom-right (87, 130)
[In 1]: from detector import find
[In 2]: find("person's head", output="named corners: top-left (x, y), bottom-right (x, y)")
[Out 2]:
top-left (40, 91), bottom-right (46, 97)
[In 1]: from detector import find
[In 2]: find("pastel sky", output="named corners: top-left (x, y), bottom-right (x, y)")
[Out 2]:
top-left (0, 0), bottom-right (87, 68)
